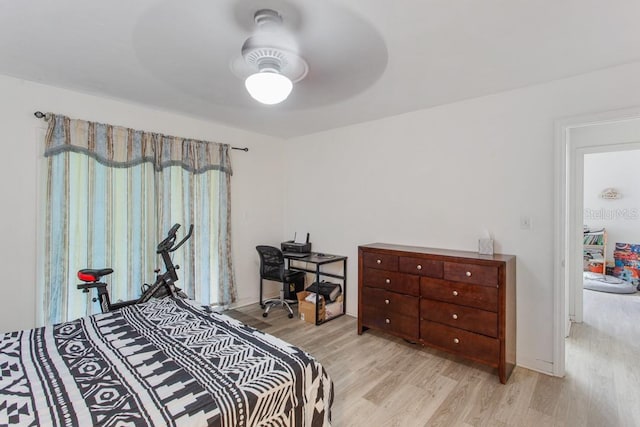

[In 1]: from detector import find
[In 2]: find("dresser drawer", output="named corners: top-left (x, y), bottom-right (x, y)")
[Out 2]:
top-left (420, 298), bottom-right (497, 337)
top-left (399, 256), bottom-right (443, 278)
top-left (420, 277), bottom-right (498, 312)
top-left (420, 320), bottom-right (499, 366)
top-left (363, 252), bottom-right (398, 271)
top-left (362, 286), bottom-right (419, 317)
top-left (444, 262), bottom-right (498, 286)
top-left (363, 306), bottom-right (418, 339)
top-left (363, 268), bottom-right (419, 296)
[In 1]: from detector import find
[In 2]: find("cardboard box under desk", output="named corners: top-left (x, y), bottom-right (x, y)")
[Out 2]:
top-left (297, 291), bottom-right (325, 324)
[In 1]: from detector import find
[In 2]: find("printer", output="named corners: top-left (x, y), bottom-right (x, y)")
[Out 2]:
top-left (281, 232), bottom-right (311, 253)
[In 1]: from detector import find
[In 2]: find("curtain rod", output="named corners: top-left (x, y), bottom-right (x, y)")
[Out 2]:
top-left (33, 111), bottom-right (249, 152)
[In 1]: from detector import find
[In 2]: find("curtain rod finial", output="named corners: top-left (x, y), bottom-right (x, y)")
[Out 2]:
top-left (34, 111), bottom-right (47, 120)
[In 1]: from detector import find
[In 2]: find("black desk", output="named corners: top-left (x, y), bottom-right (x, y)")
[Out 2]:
top-left (284, 252), bottom-right (347, 325)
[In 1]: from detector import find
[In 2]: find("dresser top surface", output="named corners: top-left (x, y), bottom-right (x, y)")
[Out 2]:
top-left (359, 242), bottom-right (515, 262)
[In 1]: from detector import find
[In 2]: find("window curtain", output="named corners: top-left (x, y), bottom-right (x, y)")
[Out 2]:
top-left (40, 114), bottom-right (236, 325)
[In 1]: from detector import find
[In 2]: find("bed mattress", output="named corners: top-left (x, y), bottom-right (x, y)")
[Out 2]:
top-left (0, 297), bottom-right (333, 426)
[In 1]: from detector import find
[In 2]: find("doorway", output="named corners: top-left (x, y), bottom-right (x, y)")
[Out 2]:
top-left (582, 150), bottom-right (640, 292)
top-left (554, 108), bottom-right (640, 377)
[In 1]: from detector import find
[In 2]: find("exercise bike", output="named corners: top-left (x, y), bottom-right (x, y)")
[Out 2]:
top-left (77, 223), bottom-right (193, 313)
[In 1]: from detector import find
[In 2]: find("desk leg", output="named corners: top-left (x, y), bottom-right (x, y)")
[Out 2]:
top-left (343, 259), bottom-right (347, 316)
top-left (315, 264), bottom-right (321, 325)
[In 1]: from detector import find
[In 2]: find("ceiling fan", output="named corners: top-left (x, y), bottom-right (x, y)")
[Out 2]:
top-left (238, 8), bottom-right (308, 105)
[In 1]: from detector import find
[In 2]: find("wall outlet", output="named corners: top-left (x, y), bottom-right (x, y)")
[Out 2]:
top-left (520, 216), bottom-right (532, 230)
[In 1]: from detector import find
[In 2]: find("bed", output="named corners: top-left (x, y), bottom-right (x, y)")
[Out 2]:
top-left (0, 297), bottom-right (333, 426)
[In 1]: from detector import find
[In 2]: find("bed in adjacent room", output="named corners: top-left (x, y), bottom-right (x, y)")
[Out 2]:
top-left (0, 297), bottom-right (333, 426)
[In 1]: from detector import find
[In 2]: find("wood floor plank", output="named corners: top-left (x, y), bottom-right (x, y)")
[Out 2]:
top-left (371, 381), bottom-right (456, 427)
top-left (613, 355), bottom-right (640, 427)
top-left (529, 373), bottom-right (563, 416)
top-left (520, 408), bottom-right (555, 427)
top-left (586, 372), bottom-right (620, 427)
top-left (462, 374), bottom-right (505, 426)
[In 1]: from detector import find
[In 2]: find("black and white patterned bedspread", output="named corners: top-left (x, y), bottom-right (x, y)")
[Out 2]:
top-left (0, 298), bottom-right (333, 426)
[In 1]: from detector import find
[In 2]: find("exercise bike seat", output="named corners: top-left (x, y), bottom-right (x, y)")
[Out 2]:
top-left (78, 268), bottom-right (114, 282)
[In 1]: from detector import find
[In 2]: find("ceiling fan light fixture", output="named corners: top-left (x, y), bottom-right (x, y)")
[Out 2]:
top-left (245, 70), bottom-right (293, 105)
top-left (238, 8), bottom-right (307, 106)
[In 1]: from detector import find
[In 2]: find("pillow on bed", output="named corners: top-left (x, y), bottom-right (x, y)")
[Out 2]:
top-left (583, 272), bottom-right (637, 294)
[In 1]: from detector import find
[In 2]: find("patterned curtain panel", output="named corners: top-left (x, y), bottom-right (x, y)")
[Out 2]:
top-left (40, 114), bottom-right (236, 325)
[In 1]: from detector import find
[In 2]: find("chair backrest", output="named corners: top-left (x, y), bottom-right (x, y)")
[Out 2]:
top-left (256, 245), bottom-right (285, 281)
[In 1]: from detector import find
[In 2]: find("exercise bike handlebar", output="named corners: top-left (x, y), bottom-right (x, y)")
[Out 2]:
top-left (169, 224), bottom-right (193, 253)
top-left (156, 224), bottom-right (193, 254)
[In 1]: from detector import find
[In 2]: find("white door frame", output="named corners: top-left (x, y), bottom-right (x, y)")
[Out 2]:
top-left (553, 106), bottom-right (640, 377)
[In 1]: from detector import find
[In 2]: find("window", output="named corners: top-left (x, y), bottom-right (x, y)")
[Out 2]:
top-left (39, 114), bottom-right (235, 325)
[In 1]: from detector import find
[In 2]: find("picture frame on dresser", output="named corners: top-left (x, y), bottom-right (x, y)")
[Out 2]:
top-left (358, 243), bottom-right (516, 384)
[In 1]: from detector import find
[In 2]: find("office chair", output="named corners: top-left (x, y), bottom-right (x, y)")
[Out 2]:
top-left (256, 245), bottom-right (305, 318)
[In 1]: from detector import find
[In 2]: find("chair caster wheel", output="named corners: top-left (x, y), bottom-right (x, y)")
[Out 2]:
top-left (288, 313), bottom-right (294, 319)
top-left (262, 312), bottom-right (268, 318)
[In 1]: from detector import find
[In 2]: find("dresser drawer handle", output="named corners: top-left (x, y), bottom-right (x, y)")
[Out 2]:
top-left (416, 264), bottom-right (422, 270)
top-left (466, 271), bottom-right (472, 277)
top-left (452, 314), bottom-right (458, 320)
top-left (385, 318), bottom-right (390, 324)
top-left (376, 259), bottom-right (382, 264)
top-left (385, 299), bottom-right (390, 304)
top-left (452, 290), bottom-right (459, 296)
top-left (385, 278), bottom-right (391, 284)
top-left (453, 338), bottom-right (460, 344)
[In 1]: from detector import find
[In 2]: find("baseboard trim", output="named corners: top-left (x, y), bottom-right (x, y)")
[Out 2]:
top-left (516, 357), bottom-right (555, 376)
top-left (230, 294), bottom-right (284, 310)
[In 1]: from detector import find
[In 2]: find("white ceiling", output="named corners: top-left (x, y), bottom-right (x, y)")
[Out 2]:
top-left (1, 0), bottom-right (639, 138)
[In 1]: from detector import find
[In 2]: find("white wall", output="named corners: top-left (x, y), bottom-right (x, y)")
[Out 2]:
top-left (0, 74), bottom-right (284, 332)
top-left (283, 61), bottom-right (640, 374)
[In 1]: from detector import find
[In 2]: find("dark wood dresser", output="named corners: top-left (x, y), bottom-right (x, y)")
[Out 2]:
top-left (358, 243), bottom-right (516, 384)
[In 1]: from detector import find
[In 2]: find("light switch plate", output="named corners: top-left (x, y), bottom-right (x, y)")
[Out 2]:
top-left (520, 216), bottom-right (532, 230)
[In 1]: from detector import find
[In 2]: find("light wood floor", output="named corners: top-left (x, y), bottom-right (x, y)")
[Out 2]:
top-left (228, 289), bottom-right (639, 427)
